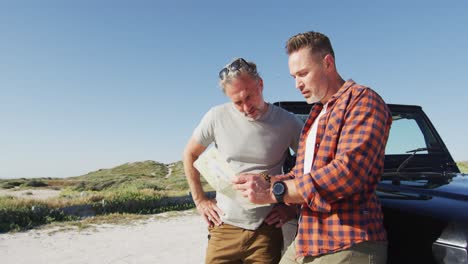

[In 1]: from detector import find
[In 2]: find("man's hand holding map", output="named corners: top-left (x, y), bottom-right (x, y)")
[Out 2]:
top-left (194, 147), bottom-right (270, 209)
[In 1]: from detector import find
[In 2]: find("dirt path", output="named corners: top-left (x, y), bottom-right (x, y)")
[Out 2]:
top-left (164, 166), bottom-right (173, 179)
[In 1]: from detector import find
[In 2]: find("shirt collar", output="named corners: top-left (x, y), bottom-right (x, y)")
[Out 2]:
top-left (325, 79), bottom-right (356, 105)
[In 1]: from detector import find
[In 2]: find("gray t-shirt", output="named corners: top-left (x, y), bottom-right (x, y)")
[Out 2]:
top-left (193, 102), bottom-right (303, 230)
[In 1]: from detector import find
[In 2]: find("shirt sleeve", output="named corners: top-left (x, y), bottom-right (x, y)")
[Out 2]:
top-left (192, 108), bottom-right (216, 147)
top-left (294, 88), bottom-right (391, 212)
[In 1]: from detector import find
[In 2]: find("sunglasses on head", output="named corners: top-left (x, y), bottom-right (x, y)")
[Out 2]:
top-left (218, 58), bottom-right (256, 80)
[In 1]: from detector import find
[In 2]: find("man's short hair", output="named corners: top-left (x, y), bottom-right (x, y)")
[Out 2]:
top-left (285, 31), bottom-right (335, 60)
top-left (218, 58), bottom-right (261, 93)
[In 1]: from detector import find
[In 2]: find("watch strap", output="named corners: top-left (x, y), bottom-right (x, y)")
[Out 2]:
top-left (273, 181), bottom-right (286, 203)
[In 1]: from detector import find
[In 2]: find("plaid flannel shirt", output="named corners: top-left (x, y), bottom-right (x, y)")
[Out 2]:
top-left (287, 80), bottom-right (392, 257)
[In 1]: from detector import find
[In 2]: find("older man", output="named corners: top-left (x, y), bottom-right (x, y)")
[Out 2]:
top-left (183, 58), bottom-right (303, 263)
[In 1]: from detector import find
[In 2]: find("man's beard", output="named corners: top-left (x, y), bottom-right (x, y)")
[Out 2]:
top-left (305, 83), bottom-right (329, 104)
top-left (244, 103), bottom-right (267, 121)
top-left (306, 94), bottom-right (323, 104)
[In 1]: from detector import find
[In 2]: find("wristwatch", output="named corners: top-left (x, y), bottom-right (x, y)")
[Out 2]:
top-left (272, 181), bottom-right (287, 203)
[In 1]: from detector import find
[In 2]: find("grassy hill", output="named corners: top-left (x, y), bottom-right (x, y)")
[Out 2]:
top-left (0, 160), bottom-right (211, 195)
top-left (0, 160), bottom-right (213, 232)
top-left (82, 160), bottom-right (168, 177)
top-left (458, 161), bottom-right (468, 173)
top-left (68, 160), bottom-right (172, 192)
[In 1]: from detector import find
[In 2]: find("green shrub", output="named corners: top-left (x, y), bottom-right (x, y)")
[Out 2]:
top-left (0, 198), bottom-right (78, 232)
top-left (92, 189), bottom-right (195, 215)
top-left (1, 181), bottom-right (24, 189)
top-left (132, 181), bottom-right (164, 191)
top-left (93, 189), bottom-right (165, 214)
top-left (0, 189), bottom-right (197, 233)
top-left (24, 180), bottom-right (48, 187)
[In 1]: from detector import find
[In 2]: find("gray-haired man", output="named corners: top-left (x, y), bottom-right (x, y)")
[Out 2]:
top-left (183, 58), bottom-right (303, 263)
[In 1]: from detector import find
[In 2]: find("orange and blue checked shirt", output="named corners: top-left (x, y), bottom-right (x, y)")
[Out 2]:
top-left (287, 79), bottom-right (392, 257)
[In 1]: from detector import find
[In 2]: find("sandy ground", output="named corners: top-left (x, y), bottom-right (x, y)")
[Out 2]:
top-left (0, 210), bottom-right (208, 264)
top-left (0, 209), bottom-right (297, 264)
top-left (0, 188), bottom-right (61, 200)
top-left (0, 189), bottom-right (297, 264)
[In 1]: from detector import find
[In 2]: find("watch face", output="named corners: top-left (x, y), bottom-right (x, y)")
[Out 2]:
top-left (273, 182), bottom-right (285, 195)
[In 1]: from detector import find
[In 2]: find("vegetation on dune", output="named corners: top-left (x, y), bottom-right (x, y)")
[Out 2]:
top-left (80, 160), bottom-right (168, 178)
top-left (0, 196), bottom-right (79, 232)
top-left (0, 160), bottom-right (214, 233)
top-left (0, 187), bottom-right (198, 233)
top-left (170, 161), bottom-right (185, 176)
top-left (458, 161), bottom-right (468, 173)
top-left (63, 160), bottom-right (210, 194)
top-left (0, 179), bottom-right (49, 189)
top-left (0, 177), bottom-right (80, 190)
top-left (0, 160), bottom-right (207, 194)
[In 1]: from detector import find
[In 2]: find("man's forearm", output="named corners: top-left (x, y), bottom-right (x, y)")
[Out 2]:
top-left (183, 153), bottom-right (206, 205)
top-left (283, 179), bottom-right (305, 204)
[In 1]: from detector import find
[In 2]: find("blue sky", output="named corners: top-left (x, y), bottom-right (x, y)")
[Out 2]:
top-left (1, 1), bottom-right (467, 178)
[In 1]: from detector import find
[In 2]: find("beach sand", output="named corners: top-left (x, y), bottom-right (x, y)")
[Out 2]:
top-left (0, 210), bottom-right (208, 264)
top-left (0, 210), bottom-right (297, 264)
top-left (0, 189), bottom-right (297, 264)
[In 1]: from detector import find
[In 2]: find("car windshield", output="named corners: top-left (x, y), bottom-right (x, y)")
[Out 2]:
top-left (386, 112), bottom-right (442, 155)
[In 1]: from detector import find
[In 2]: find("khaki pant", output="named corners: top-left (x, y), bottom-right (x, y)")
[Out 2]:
top-left (206, 223), bottom-right (283, 264)
top-left (280, 240), bottom-right (387, 264)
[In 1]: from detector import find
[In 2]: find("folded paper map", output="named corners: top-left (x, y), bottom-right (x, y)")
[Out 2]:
top-left (194, 147), bottom-right (269, 209)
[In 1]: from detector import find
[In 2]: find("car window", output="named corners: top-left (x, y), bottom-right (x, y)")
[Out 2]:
top-left (386, 117), bottom-right (427, 154)
top-left (385, 112), bottom-right (442, 155)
